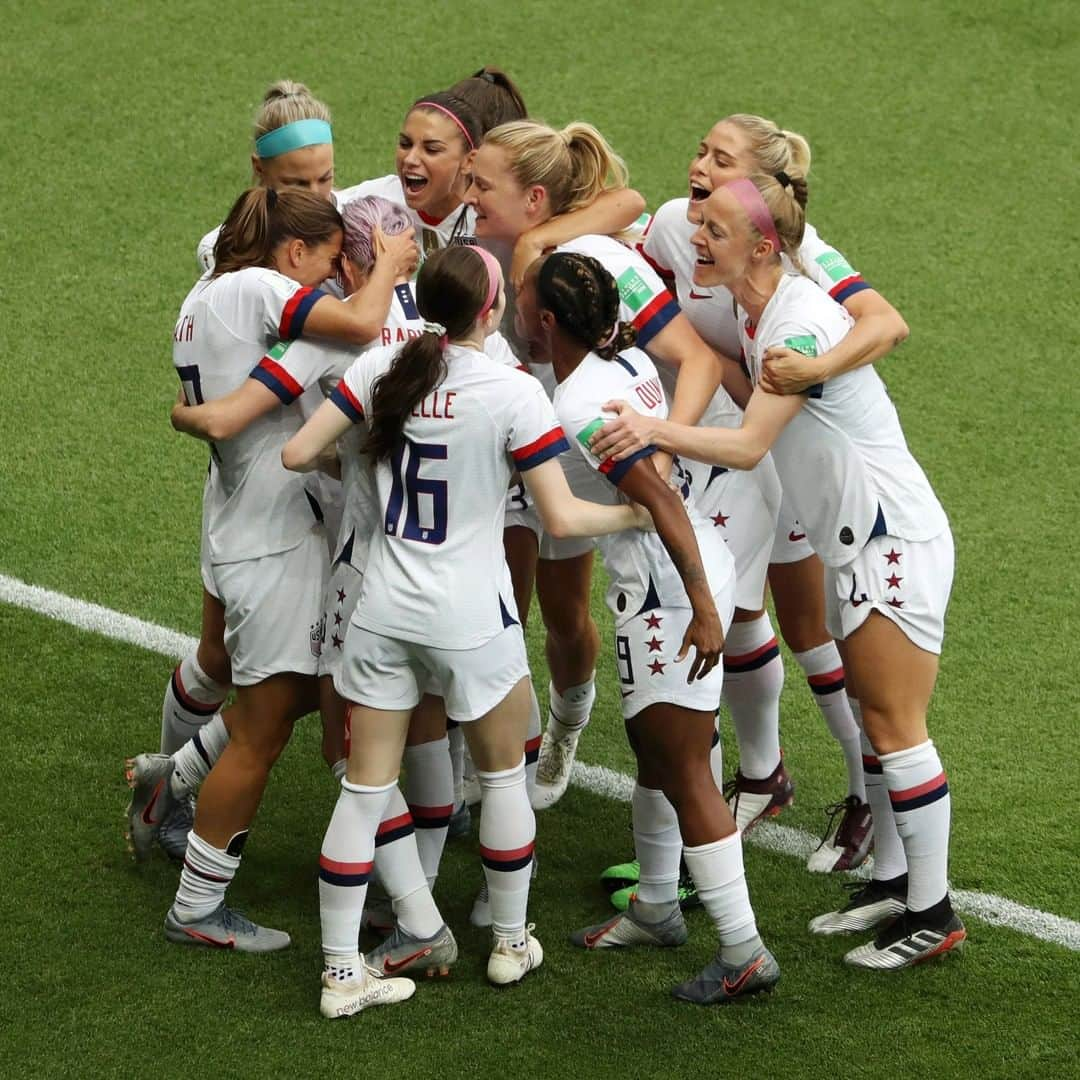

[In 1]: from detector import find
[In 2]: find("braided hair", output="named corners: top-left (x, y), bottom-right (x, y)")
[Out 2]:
top-left (535, 252), bottom-right (636, 360)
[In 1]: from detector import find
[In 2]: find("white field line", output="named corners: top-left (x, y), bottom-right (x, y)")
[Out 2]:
top-left (4, 571), bottom-right (1079, 953)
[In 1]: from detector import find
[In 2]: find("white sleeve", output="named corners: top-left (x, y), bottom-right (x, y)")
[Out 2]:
top-left (197, 225), bottom-right (221, 274)
top-left (796, 224), bottom-right (871, 304)
top-left (506, 383), bottom-right (571, 473)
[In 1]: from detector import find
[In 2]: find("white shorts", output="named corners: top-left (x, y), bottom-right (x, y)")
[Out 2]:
top-left (824, 529), bottom-right (954, 654)
top-left (306, 473), bottom-right (344, 560)
top-left (335, 622), bottom-right (530, 722)
top-left (318, 558), bottom-right (364, 681)
top-left (204, 526), bottom-right (328, 686)
top-left (614, 571), bottom-right (736, 720)
top-left (681, 455), bottom-right (781, 612)
top-left (770, 490), bottom-right (816, 565)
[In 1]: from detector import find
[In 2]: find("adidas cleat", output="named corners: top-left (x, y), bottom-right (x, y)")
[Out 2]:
top-left (164, 902), bottom-right (291, 953)
top-left (531, 723), bottom-right (585, 810)
top-left (487, 926), bottom-right (543, 986)
top-left (125, 752), bottom-right (175, 862)
top-left (672, 944), bottom-right (780, 1005)
top-left (809, 878), bottom-right (907, 936)
top-left (571, 901), bottom-right (687, 949)
top-left (157, 794), bottom-right (195, 863)
top-left (723, 757), bottom-right (794, 834)
top-left (320, 963), bottom-right (415, 1018)
top-left (366, 923), bottom-right (457, 978)
top-left (806, 795), bottom-right (874, 873)
top-left (844, 910), bottom-right (966, 970)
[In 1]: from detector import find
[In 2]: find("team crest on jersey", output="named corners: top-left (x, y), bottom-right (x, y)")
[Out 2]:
top-left (310, 613), bottom-right (326, 657)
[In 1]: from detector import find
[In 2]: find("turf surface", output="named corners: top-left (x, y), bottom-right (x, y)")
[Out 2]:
top-left (2, 2), bottom-right (1078, 1076)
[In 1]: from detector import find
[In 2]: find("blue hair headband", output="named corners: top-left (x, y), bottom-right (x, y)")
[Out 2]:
top-left (255, 118), bottom-right (333, 159)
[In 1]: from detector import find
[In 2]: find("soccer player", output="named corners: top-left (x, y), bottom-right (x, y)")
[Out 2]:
top-left (611, 113), bottom-right (911, 867)
top-left (516, 250), bottom-right (780, 1004)
top-left (280, 245), bottom-right (651, 1014)
top-left (592, 173), bottom-right (965, 969)
top-left (465, 119), bottom-right (742, 810)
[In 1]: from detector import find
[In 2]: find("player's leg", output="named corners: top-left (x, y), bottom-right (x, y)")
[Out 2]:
top-left (402, 696), bottom-right (455, 888)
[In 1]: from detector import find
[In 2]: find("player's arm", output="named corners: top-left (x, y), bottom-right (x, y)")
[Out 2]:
top-left (509, 188), bottom-right (647, 289)
top-left (592, 385), bottom-right (803, 470)
top-left (521, 457), bottom-right (650, 539)
top-left (615, 459), bottom-right (724, 681)
top-left (171, 380), bottom-right (280, 442)
top-left (281, 396), bottom-right (353, 474)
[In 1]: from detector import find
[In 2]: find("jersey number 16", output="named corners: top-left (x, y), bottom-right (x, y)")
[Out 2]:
top-left (385, 438), bottom-right (448, 545)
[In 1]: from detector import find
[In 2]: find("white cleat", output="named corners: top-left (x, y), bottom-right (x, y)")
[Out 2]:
top-left (319, 962), bottom-right (416, 1019)
top-left (531, 723), bottom-right (585, 810)
top-left (487, 926), bottom-right (543, 986)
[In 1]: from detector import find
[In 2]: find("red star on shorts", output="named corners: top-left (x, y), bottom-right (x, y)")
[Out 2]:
top-left (337, 588), bottom-right (347, 603)
top-left (644, 613), bottom-right (662, 629)
top-left (711, 511), bottom-right (729, 527)
top-left (332, 633), bottom-right (344, 649)
top-left (646, 636), bottom-right (663, 653)
top-left (884, 549), bottom-right (902, 565)
top-left (886, 597), bottom-right (904, 609)
top-left (333, 612), bottom-right (343, 625)
top-left (885, 573), bottom-right (902, 589)
top-left (648, 659), bottom-right (666, 675)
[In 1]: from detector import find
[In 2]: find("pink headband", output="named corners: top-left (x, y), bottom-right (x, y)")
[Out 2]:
top-left (723, 178), bottom-right (782, 257)
top-left (472, 246), bottom-right (503, 319)
top-left (414, 101), bottom-right (475, 150)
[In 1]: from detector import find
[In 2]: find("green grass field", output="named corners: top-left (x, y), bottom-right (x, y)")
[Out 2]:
top-left (2, 2), bottom-right (1078, 1077)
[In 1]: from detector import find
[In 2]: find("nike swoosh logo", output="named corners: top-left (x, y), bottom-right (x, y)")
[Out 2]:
top-left (621, 689), bottom-right (633, 698)
top-left (688, 290), bottom-right (711, 300)
top-left (787, 531), bottom-right (806, 542)
top-left (184, 928), bottom-right (235, 949)
top-left (141, 779), bottom-right (165, 825)
top-left (722, 954), bottom-right (763, 994)
top-left (583, 918), bottom-right (622, 948)
top-left (383, 946), bottom-right (432, 974)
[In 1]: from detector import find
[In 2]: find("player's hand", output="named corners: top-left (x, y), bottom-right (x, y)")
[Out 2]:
top-left (170, 388), bottom-right (188, 431)
top-left (376, 225), bottom-right (419, 278)
top-left (589, 400), bottom-right (655, 461)
top-left (510, 231), bottom-right (548, 291)
top-left (675, 605), bottom-right (724, 682)
top-left (629, 501), bottom-right (656, 533)
top-left (315, 445), bottom-right (342, 481)
top-left (760, 345), bottom-right (826, 395)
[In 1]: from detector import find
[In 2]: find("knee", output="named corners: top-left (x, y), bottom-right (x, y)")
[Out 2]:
top-left (541, 598), bottom-right (596, 644)
top-left (858, 706), bottom-right (927, 756)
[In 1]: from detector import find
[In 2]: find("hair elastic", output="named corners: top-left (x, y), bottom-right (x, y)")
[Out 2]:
top-left (255, 118), bottom-right (333, 160)
top-left (414, 101), bottom-right (475, 150)
top-left (597, 322), bottom-right (620, 350)
top-left (723, 178), bottom-right (783, 257)
top-left (471, 247), bottom-right (503, 319)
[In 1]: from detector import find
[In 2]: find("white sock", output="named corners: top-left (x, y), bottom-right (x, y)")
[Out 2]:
top-left (330, 758), bottom-right (347, 783)
top-left (403, 737), bottom-right (454, 887)
top-left (682, 833), bottom-right (760, 959)
top-left (880, 740), bottom-right (951, 912)
top-left (170, 712), bottom-right (229, 799)
top-left (173, 830), bottom-right (240, 921)
top-left (793, 643), bottom-right (864, 800)
top-left (447, 722), bottom-right (465, 808)
top-left (722, 615), bottom-right (783, 779)
top-left (524, 684), bottom-right (542, 796)
top-left (160, 654), bottom-right (228, 755)
top-left (477, 758), bottom-right (535, 940)
top-left (631, 784), bottom-right (681, 906)
top-left (319, 778), bottom-right (393, 962)
top-left (853, 699), bottom-right (907, 881)
top-left (373, 786), bottom-right (443, 938)
top-left (548, 675), bottom-right (596, 737)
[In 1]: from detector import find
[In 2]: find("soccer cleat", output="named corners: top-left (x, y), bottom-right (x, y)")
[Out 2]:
top-left (531, 723), bottom-right (585, 809)
top-left (320, 962), bottom-right (415, 1019)
top-left (600, 857), bottom-right (640, 894)
top-left (806, 795), bottom-right (874, 873)
top-left (487, 925), bottom-right (543, 986)
top-left (808, 878), bottom-right (907, 936)
top-left (462, 776), bottom-right (482, 808)
top-left (844, 910), bottom-right (966, 970)
top-left (571, 900), bottom-right (687, 949)
top-left (723, 757), bottom-right (795, 834)
top-left (157, 794), bottom-right (195, 863)
top-left (672, 944), bottom-right (780, 1005)
top-left (366, 923), bottom-right (458, 978)
top-left (447, 801), bottom-right (472, 841)
top-left (609, 861), bottom-right (701, 914)
top-left (359, 887), bottom-right (395, 937)
top-left (164, 902), bottom-right (291, 952)
top-left (125, 752), bottom-right (175, 862)
top-left (470, 856), bottom-right (538, 928)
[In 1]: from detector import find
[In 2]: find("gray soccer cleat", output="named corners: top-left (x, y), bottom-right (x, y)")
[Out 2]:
top-left (164, 903), bottom-right (291, 953)
top-left (672, 944), bottom-right (780, 1005)
top-left (157, 795), bottom-right (195, 863)
top-left (447, 801), bottom-right (472, 841)
top-left (844, 911), bottom-right (966, 970)
top-left (366, 923), bottom-right (458, 978)
top-left (125, 753), bottom-right (175, 862)
top-left (571, 900), bottom-right (688, 949)
top-left (320, 962), bottom-right (415, 1019)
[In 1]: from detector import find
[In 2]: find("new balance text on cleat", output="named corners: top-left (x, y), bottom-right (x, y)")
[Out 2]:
top-left (723, 757), bottom-right (795, 834)
top-left (157, 794), bottom-right (195, 863)
top-left (571, 901), bottom-right (688, 949)
top-left (844, 910), bottom-right (967, 970)
top-left (125, 753), bottom-right (175, 862)
top-left (164, 903), bottom-right (291, 953)
top-left (672, 944), bottom-right (781, 1005)
top-left (809, 878), bottom-right (908, 935)
top-left (320, 963), bottom-right (415, 1019)
top-left (806, 795), bottom-right (874, 873)
top-left (531, 724), bottom-right (585, 810)
top-left (487, 926), bottom-right (543, 986)
top-left (366, 923), bottom-right (458, 978)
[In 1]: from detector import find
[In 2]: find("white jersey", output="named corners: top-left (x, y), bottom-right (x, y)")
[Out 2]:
top-left (330, 342), bottom-right (568, 648)
top-left (552, 347), bottom-right (734, 620)
top-left (740, 274), bottom-right (947, 565)
top-left (172, 267), bottom-right (334, 563)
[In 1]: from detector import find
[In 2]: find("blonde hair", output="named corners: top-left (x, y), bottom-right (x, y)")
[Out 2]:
top-left (724, 113), bottom-right (812, 178)
top-left (483, 120), bottom-right (629, 216)
top-left (253, 80), bottom-right (332, 144)
top-left (740, 173), bottom-right (809, 262)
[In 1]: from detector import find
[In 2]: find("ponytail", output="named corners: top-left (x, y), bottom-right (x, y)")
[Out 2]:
top-left (448, 66), bottom-right (528, 132)
top-left (723, 113), bottom-right (812, 178)
top-left (560, 122), bottom-right (629, 214)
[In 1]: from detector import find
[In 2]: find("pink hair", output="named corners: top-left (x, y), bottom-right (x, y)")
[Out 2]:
top-left (340, 195), bottom-right (412, 271)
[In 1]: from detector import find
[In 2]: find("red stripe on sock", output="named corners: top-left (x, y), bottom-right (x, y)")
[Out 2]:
top-left (173, 667), bottom-right (224, 712)
top-left (807, 667), bottom-right (844, 687)
top-left (479, 840), bottom-right (535, 863)
top-left (406, 804), bottom-right (453, 822)
top-left (723, 637), bottom-right (779, 666)
top-left (319, 855), bottom-right (374, 875)
top-left (888, 771), bottom-right (947, 803)
top-left (375, 812), bottom-right (413, 835)
top-left (524, 735), bottom-right (542, 753)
